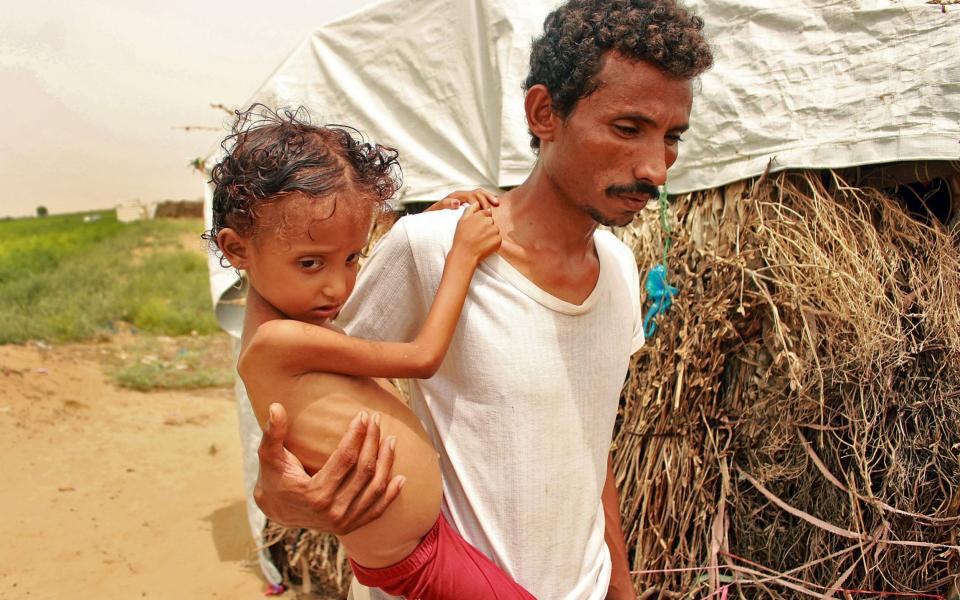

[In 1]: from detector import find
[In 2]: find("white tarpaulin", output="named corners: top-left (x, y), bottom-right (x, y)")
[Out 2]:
top-left (207, 0), bottom-right (959, 307)
top-left (232, 0), bottom-right (550, 203)
top-left (213, 0), bottom-right (959, 204)
top-left (678, 0), bottom-right (960, 192)
top-left (202, 0), bottom-right (959, 585)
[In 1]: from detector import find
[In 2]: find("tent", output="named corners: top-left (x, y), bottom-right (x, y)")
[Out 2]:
top-left (202, 0), bottom-right (960, 593)
top-left (206, 0), bottom-right (960, 313)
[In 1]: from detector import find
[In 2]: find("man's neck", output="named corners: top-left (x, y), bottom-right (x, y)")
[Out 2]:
top-left (498, 162), bottom-right (598, 257)
top-left (491, 163), bottom-right (603, 305)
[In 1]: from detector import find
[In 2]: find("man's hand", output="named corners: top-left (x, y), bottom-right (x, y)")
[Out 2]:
top-left (254, 403), bottom-right (405, 534)
top-left (425, 188), bottom-right (500, 212)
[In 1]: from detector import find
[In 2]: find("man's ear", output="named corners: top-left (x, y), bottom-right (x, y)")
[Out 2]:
top-left (216, 228), bottom-right (251, 270)
top-left (525, 84), bottom-right (559, 145)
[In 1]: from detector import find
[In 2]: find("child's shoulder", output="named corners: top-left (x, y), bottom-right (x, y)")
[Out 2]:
top-left (242, 319), bottom-right (332, 356)
top-left (238, 318), bottom-right (340, 374)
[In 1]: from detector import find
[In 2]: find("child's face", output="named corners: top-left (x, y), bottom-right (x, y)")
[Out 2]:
top-left (241, 193), bottom-right (373, 325)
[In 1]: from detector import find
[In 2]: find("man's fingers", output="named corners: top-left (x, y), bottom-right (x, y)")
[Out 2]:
top-left (353, 412), bottom-right (384, 486)
top-left (349, 434), bottom-right (399, 517)
top-left (266, 403), bottom-right (287, 438)
top-left (258, 404), bottom-right (289, 463)
top-left (332, 412), bottom-right (384, 509)
top-left (313, 411), bottom-right (368, 487)
top-left (350, 475), bottom-right (406, 530)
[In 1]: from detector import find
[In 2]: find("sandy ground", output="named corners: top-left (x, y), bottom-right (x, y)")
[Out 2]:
top-left (0, 339), bottom-right (270, 599)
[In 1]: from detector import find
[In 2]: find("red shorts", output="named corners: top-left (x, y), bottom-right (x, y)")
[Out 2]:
top-left (349, 513), bottom-right (536, 599)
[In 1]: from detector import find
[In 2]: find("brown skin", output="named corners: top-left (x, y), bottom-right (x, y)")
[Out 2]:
top-left (219, 195), bottom-right (501, 567)
top-left (254, 51), bottom-right (694, 597)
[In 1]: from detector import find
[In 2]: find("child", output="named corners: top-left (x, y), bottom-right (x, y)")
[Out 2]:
top-left (205, 106), bottom-right (536, 599)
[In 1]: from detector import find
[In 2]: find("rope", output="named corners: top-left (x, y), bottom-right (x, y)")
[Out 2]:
top-left (642, 184), bottom-right (678, 337)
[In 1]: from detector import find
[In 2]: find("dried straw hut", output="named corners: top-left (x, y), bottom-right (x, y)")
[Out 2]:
top-left (614, 163), bottom-right (959, 599)
top-left (204, 1), bottom-right (960, 597)
top-left (606, 3), bottom-right (960, 597)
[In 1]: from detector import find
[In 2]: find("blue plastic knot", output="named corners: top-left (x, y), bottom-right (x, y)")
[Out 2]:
top-left (643, 264), bottom-right (678, 337)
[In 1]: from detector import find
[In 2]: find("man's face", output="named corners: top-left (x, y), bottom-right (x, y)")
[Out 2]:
top-left (540, 52), bottom-right (693, 227)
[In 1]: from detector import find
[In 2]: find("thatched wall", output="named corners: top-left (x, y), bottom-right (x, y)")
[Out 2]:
top-left (264, 166), bottom-right (960, 598)
top-left (263, 523), bottom-right (351, 598)
top-left (614, 167), bottom-right (960, 598)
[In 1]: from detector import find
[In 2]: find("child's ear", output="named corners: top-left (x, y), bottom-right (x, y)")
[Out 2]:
top-left (216, 228), bottom-right (251, 269)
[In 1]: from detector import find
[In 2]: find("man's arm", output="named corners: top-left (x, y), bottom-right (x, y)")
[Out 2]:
top-left (603, 454), bottom-right (635, 599)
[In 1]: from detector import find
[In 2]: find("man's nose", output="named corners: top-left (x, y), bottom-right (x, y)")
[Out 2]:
top-left (632, 146), bottom-right (668, 187)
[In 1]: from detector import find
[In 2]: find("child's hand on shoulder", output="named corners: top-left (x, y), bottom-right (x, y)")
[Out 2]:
top-left (426, 188), bottom-right (499, 212)
top-left (451, 203), bottom-right (501, 266)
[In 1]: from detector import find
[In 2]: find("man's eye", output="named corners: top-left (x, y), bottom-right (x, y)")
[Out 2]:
top-left (666, 134), bottom-right (685, 145)
top-left (614, 124), bottom-right (638, 136)
top-left (298, 259), bottom-right (323, 269)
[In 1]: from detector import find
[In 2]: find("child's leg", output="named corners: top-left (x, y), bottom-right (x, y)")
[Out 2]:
top-left (349, 513), bottom-right (537, 600)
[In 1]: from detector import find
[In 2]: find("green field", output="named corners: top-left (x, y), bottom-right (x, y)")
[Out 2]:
top-left (0, 210), bottom-right (232, 389)
top-left (0, 210), bottom-right (221, 342)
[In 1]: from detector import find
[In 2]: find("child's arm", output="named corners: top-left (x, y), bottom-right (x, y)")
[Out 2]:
top-left (242, 204), bottom-right (500, 379)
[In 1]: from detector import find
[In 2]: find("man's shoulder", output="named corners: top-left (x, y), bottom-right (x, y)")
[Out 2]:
top-left (594, 229), bottom-right (638, 269)
top-left (396, 207), bottom-right (461, 236)
top-left (374, 208), bottom-right (462, 273)
top-left (388, 208), bottom-right (460, 254)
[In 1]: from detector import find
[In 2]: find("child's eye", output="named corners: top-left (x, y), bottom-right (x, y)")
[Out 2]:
top-left (346, 252), bottom-right (362, 265)
top-left (298, 258), bottom-right (324, 270)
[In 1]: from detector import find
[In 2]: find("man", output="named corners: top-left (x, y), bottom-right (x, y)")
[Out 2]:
top-left (255, 1), bottom-right (713, 597)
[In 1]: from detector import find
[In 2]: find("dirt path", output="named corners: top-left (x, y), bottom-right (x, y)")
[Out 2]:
top-left (0, 340), bottom-right (268, 599)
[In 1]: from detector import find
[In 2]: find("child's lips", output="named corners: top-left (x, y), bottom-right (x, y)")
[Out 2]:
top-left (311, 305), bottom-right (340, 319)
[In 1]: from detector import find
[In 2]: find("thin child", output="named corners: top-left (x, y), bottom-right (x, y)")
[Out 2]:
top-left (204, 105), bottom-right (535, 598)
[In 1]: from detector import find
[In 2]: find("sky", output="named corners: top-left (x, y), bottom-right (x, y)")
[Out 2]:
top-left (0, 0), bottom-right (379, 218)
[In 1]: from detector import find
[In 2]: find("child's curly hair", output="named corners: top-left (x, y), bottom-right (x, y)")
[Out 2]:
top-left (523, 0), bottom-right (713, 151)
top-left (202, 104), bottom-right (401, 253)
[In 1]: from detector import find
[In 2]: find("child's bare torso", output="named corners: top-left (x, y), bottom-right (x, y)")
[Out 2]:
top-left (241, 359), bottom-right (443, 566)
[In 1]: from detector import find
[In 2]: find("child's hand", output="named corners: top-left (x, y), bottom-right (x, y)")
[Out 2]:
top-left (425, 188), bottom-right (499, 212)
top-left (451, 202), bottom-right (501, 265)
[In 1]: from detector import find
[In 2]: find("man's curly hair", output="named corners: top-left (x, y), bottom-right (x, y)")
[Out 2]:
top-left (523, 0), bottom-right (713, 150)
top-left (202, 104), bottom-right (401, 252)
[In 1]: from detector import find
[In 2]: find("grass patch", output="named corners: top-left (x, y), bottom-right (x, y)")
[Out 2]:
top-left (0, 211), bottom-right (220, 344)
top-left (105, 332), bottom-right (235, 392)
top-left (0, 211), bottom-right (124, 285)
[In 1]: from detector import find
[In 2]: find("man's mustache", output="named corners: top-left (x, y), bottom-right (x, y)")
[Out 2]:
top-left (606, 182), bottom-right (661, 200)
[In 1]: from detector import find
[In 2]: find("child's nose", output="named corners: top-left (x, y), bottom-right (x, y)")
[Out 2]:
top-left (322, 275), bottom-right (347, 302)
